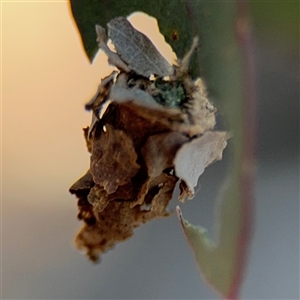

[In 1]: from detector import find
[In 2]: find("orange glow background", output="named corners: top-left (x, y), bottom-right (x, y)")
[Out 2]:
top-left (2, 2), bottom-right (181, 298)
top-left (2, 1), bottom-right (175, 209)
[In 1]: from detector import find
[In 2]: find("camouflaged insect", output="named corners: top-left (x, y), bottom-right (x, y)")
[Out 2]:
top-left (69, 16), bottom-right (228, 262)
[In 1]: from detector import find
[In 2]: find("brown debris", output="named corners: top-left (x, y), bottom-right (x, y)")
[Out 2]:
top-left (75, 173), bottom-right (177, 262)
top-left (90, 124), bottom-right (140, 194)
top-left (174, 131), bottom-right (229, 200)
top-left (69, 170), bottom-right (94, 196)
top-left (142, 132), bottom-right (189, 177)
top-left (69, 21), bottom-right (228, 261)
top-left (83, 127), bottom-right (93, 153)
top-left (85, 71), bottom-right (116, 111)
top-left (138, 173), bottom-right (178, 221)
top-left (75, 201), bottom-right (136, 262)
top-left (76, 197), bottom-right (97, 226)
top-left (178, 180), bottom-right (194, 203)
top-left (70, 76), bottom-right (226, 261)
top-left (87, 185), bottom-right (110, 212)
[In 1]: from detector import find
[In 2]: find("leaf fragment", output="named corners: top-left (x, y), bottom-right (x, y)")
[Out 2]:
top-left (108, 17), bottom-right (174, 77)
top-left (75, 201), bottom-right (138, 262)
top-left (69, 170), bottom-right (94, 195)
top-left (90, 124), bottom-right (139, 194)
top-left (141, 132), bottom-right (189, 177)
top-left (85, 71), bottom-right (117, 110)
top-left (174, 131), bottom-right (229, 200)
top-left (74, 173), bottom-right (177, 262)
top-left (95, 24), bottom-right (131, 72)
top-left (87, 184), bottom-right (110, 213)
top-left (110, 80), bottom-right (163, 110)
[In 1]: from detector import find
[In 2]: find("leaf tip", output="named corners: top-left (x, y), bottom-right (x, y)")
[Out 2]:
top-left (176, 205), bottom-right (184, 226)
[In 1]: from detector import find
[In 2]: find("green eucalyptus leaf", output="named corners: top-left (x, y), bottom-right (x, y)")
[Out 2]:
top-left (173, 3), bottom-right (251, 298)
top-left (68, 0), bottom-right (192, 59)
top-left (69, 0), bottom-right (195, 73)
top-left (177, 174), bottom-right (246, 298)
top-left (69, 0), bottom-right (242, 100)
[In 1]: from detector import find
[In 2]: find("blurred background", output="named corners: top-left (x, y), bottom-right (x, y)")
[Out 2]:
top-left (2, 1), bottom-right (299, 299)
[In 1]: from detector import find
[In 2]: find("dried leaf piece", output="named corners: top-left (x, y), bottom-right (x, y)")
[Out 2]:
top-left (106, 61), bottom-right (168, 111)
top-left (110, 82), bottom-right (164, 110)
top-left (75, 201), bottom-right (139, 262)
top-left (71, 189), bottom-right (95, 225)
top-left (90, 124), bottom-right (139, 194)
top-left (95, 25), bottom-right (130, 72)
top-left (108, 17), bottom-right (173, 77)
top-left (109, 72), bottom-right (163, 110)
top-left (89, 182), bottom-right (138, 213)
top-left (85, 71), bottom-right (117, 110)
top-left (174, 131), bottom-right (229, 200)
top-left (88, 185), bottom-right (110, 212)
top-left (146, 174), bottom-right (177, 217)
top-left (130, 171), bottom-right (172, 209)
top-left (77, 197), bottom-right (97, 226)
top-left (137, 173), bottom-right (178, 220)
top-left (141, 132), bottom-right (189, 177)
top-left (75, 173), bottom-right (177, 262)
top-left (87, 113), bottom-right (99, 139)
top-left (69, 170), bottom-right (94, 196)
top-left (102, 101), bottom-right (184, 150)
top-left (178, 180), bottom-right (194, 202)
top-left (83, 127), bottom-right (93, 153)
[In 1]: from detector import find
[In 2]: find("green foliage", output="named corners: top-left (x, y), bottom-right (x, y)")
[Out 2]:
top-left (251, 1), bottom-right (299, 44)
top-left (70, 0), bottom-right (192, 66)
top-left (70, 1), bottom-right (242, 105)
